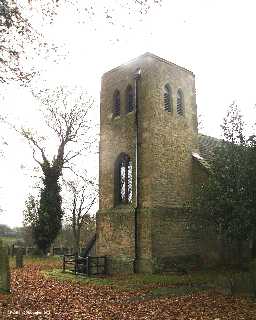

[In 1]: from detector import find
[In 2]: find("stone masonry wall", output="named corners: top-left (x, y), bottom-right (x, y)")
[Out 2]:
top-left (135, 208), bottom-right (201, 273)
top-left (137, 55), bottom-right (198, 207)
top-left (99, 53), bottom-right (198, 209)
top-left (96, 208), bottom-right (135, 273)
top-left (97, 53), bottom-right (201, 273)
top-left (151, 208), bottom-right (201, 272)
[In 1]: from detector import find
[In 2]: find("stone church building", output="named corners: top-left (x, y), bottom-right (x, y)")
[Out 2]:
top-left (96, 52), bottom-right (216, 274)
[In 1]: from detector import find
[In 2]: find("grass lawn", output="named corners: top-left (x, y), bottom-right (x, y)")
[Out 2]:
top-left (45, 268), bottom-right (213, 299)
top-left (44, 265), bottom-right (240, 298)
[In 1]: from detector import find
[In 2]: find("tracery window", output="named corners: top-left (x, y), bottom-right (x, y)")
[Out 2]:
top-left (116, 153), bottom-right (132, 204)
top-left (163, 84), bottom-right (172, 112)
top-left (113, 90), bottom-right (120, 117)
top-left (177, 89), bottom-right (184, 116)
top-left (126, 85), bottom-right (133, 113)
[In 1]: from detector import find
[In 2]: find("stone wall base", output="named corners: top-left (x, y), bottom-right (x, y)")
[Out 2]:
top-left (97, 207), bottom-right (203, 274)
top-left (106, 256), bottom-right (134, 274)
top-left (153, 254), bottom-right (202, 273)
top-left (105, 255), bottom-right (202, 274)
top-left (135, 257), bottom-right (153, 273)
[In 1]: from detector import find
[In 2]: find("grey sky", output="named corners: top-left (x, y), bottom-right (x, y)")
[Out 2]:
top-left (1, 0), bottom-right (256, 227)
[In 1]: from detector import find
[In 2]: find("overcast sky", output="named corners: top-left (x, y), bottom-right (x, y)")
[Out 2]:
top-left (1, 0), bottom-right (256, 227)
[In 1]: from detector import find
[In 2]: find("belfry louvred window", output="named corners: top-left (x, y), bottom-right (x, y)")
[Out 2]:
top-left (126, 85), bottom-right (133, 113)
top-left (113, 90), bottom-right (120, 117)
top-left (116, 154), bottom-right (132, 204)
top-left (177, 89), bottom-right (184, 116)
top-left (164, 84), bottom-right (172, 112)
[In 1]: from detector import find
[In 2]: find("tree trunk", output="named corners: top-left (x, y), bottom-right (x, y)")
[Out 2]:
top-left (74, 229), bottom-right (80, 255)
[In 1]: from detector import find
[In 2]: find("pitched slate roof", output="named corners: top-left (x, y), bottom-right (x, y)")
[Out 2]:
top-left (192, 134), bottom-right (222, 170)
top-left (198, 134), bottom-right (222, 162)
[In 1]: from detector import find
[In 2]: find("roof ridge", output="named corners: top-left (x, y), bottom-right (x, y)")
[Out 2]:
top-left (198, 133), bottom-right (221, 142)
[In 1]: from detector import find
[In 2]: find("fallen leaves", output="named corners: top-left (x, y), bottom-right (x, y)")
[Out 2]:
top-left (0, 260), bottom-right (256, 319)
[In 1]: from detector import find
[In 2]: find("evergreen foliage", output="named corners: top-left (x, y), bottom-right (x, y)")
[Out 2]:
top-left (32, 165), bottom-right (63, 255)
top-left (192, 103), bottom-right (256, 258)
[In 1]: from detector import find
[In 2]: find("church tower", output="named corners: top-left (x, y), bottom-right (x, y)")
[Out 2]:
top-left (96, 53), bottom-right (200, 273)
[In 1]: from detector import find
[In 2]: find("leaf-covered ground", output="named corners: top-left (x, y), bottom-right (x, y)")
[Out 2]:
top-left (1, 259), bottom-right (256, 319)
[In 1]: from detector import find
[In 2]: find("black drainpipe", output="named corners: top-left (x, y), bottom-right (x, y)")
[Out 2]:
top-left (133, 68), bottom-right (141, 273)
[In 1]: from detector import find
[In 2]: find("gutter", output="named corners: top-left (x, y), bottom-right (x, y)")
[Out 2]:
top-left (133, 68), bottom-right (141, 273)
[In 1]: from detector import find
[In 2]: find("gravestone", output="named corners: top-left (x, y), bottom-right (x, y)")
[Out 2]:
top-left (16, 247), bottom-right (24, 268)
top-left (0, 240), bottom-right (10, 292)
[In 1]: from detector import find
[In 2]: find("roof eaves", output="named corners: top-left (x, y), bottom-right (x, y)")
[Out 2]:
top-left (192, 152), bottom-right (211, 171)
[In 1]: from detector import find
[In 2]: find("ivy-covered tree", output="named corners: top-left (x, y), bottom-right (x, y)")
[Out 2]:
top-left (21, 86), bottom-right (94, 254)
top-left (23, 167), bottom-right (63, 255)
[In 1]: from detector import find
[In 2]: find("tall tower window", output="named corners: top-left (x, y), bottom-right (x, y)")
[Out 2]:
top-left (177, 89), bottom-right (184, 116)
top-left (126, 85), bottom-right (133, 113)
top-left (163, 84), bottom-right (172, 112)
top-left (115, 153), bottom-right (132, 204)
top-left (113, 90), bottom-right (120, 117)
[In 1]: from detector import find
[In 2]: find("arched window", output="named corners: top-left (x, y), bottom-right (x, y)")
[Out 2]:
top-left (177, 89), bottom-right (184, 116)
top-left (115, 153), bottom-right (132, 204)
top-left (113, 90), bottom-right (120, 117)
top-left (126, 85), bottom-right (133, 113)
top-left (163, 84), bottom-right (172, 112)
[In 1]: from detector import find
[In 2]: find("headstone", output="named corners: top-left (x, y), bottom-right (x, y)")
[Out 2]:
top-left (0, 240), bottom-right (10, 292)
top-left (11, 244), bottom-right (15, 257)
top-left (16, 247), bottom-right (24, 268)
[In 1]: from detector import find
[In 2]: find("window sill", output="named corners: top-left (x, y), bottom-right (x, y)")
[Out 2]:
top-left (112, 115), bottom-right (121, 120)
top-left (126, 110), bottom-right (135, 116)
top-left (113, 203), bottom-right (133, 209)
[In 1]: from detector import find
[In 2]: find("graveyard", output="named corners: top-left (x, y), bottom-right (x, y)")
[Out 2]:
top-left (2, 1), bottom-right (256, 319)
top-left (0, 256), bottom-right (256, 319)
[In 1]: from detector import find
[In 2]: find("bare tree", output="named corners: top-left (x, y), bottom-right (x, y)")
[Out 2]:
top-left (0, 0), bottom-right (163, 83)
top-left (21, 86), bottom-right (95, 174)
top-left (65, 176), bottom-right (97, 254)
top-left (16, 86), bottom-right (95, 254)
top-left (0, 0), bottom-right (66, 83)
top-left (0, 0), bottom-right (30, 82)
